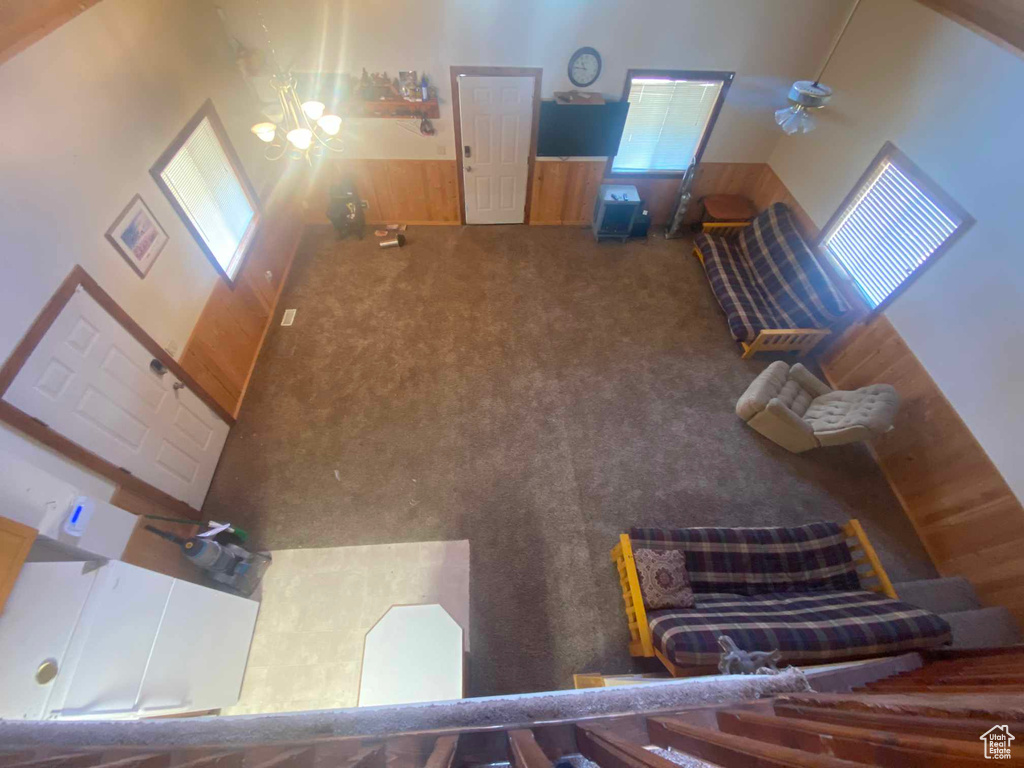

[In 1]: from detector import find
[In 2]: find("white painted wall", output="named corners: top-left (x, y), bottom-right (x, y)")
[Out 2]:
top-left (769, 0), bottom-right (1024, 500)
top-left (217, 0), bottom-right (856, 162)
top-left (0, 0), bottom-right (270, 497)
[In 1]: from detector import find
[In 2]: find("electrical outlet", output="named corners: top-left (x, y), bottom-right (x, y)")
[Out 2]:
top-left (265, 270), bottom-right (273, 283)
top-left (436, 145), bottom-right (447, 156)
top-left (281, 309), bottom-right (297, 326)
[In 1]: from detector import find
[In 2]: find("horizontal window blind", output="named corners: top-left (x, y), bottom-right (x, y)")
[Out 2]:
top-left (823, 158), bottom-right (959, 308)
top-left (161, 117), bottom-right (254, 278)
top-left (612, 78), bottom-right (722, 173)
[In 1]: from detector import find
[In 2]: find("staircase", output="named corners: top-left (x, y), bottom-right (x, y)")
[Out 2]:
top-left (893, 576), bottom-right (1023, 648)
top-left (1, 649), bottom-right (1022, 768)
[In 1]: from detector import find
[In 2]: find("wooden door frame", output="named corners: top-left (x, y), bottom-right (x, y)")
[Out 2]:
top-left (0, 265), bottom-right (235, 517)
top-left (450, 66), bottom-right (542, 225)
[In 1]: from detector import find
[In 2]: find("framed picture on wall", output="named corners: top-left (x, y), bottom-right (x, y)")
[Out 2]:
top-left (105, 194), bottom-right (169, 278)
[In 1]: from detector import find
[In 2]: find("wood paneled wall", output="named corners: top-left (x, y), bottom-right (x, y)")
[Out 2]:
top-left (821, 315), bottom-right (1024, 627)
top-left (0, 0), bottom-right (102, 65)
top-left (915, 0), bottom-right (1024, 58)
top-left (746, 164), bottom-right (819, 239)
top-left (729, 161), bottom-right (1024, 629)
top-left (527, 161), bottom-right (819, 231)
top-left (306, 159), bottom-right (460, 225)
top-left (301, 159), bottom-right (815, 230)
top-left (529, 161), bottom-right (606, 225)
top-left (179, 179), bottom-right (305, 418)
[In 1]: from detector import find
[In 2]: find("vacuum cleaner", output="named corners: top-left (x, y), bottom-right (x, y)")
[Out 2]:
top-left (144, 524), bottom-right (271, 597)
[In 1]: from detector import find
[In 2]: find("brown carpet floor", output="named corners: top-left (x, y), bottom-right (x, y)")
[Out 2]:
top-left (203, 224), bottom-right (936, 697)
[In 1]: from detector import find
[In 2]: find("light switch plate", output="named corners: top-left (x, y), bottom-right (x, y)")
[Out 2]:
top-left (281, 309), bottom-right (297, 326)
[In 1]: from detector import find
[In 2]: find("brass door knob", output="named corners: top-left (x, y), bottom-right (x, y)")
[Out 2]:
top-left (36, 659), bottom-right (58, 685)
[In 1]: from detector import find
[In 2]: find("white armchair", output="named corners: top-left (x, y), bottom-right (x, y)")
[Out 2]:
top-left (736, 361), bottom-right (900, 453)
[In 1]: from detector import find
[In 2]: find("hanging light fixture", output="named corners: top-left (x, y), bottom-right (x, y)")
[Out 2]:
top-left (775, 81), bottom-right (833, 135)
top-left (775, 0), bottom-right (863, 135)
top-left (249, 1), bottom-right (343, 162)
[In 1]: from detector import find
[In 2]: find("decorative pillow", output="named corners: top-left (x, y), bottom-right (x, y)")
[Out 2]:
top-left (634, 548), bottom-right (696, 610)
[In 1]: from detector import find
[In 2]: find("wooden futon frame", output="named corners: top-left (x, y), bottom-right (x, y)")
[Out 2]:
top-left (611, 519), bottom-right (897, 677)
top-left (693, 221), bottom-right (831, 359)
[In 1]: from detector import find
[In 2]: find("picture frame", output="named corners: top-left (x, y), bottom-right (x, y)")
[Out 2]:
top-left (398, 70), bottom-right (419, 100)
top-left (105, 194), bottom-right (169, 278)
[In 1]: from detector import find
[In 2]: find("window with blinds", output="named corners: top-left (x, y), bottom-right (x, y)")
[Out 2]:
top-left (611, 72), bottom-right (730, 174)
top-left (152, 102), bottom-right (258, 282)
top-left (822, 144), bottom-right (972, 311)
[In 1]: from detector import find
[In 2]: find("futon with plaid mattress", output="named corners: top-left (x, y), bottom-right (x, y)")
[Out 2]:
top-left (630, 523), bottom-right (952, 667)
top-left (693, 204), bottom-right (849, 343)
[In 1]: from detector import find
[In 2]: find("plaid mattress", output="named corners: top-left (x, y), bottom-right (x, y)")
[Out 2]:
top-left (649, 590), bottom-right (953, 666)
top-left (694, 204), bottom-right (848, 342)
top-left (693, 232), bottom-right (779, 342)
top-left (630, 522), bottom-right (861, 596)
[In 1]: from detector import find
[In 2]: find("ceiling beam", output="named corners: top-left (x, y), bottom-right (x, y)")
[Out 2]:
top-left (915, 0), bottom-right (1024, 58)
top-left (0, 0), bottom-right (103, 66)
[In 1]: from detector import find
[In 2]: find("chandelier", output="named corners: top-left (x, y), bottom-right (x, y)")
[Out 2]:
top-left (251, 72), bottom-right (343, 162)
top-left (247, 0), bottom-right (343, 162)
top-left (775, 0), bottom-right (862, 135)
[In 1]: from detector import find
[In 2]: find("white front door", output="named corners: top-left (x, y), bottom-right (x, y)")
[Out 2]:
top-left (458, 75), bottom-right (535, 224)
top-left (3, 287), bottom-right (230, 509)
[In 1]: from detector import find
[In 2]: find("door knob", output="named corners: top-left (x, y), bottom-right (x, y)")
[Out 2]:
top-left (465, 165), bottom-right (473, 172)
top-left (36, 658), bottom-right (59, 685)
top-left (172, 381), bottom-right (186, 392)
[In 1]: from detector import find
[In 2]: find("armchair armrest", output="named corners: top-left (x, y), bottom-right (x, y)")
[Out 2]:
top-left (747, 398), bottom-right (820, 453)
top-left (735, 361), bottom-right (790, 421)
top-left (789, 363), bottom-right (832, 398)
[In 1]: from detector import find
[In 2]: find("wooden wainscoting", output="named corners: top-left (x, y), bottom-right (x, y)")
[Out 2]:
top-left (821, 315), bottom-right (1024, 627)
top-left (748, 164), bottom-right (819, 239)
top-left (179, 179), bottom-right (305, 418)
top-left (529, 160), bottom-right (606, 225)
top-left (526, 161), bottom-right (819, 231)
top-left (305, 159), bottom-right (460, 225)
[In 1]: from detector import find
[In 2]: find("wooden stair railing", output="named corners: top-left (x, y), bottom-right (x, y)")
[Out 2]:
top-left (3, 648), bottom-right (1023, 768)
top-left (714, 709), bottom-right (983, 767)
top-left (575, 727), bottom-right (680, 768)
top-left (507, 730), bottom-right (551, 768)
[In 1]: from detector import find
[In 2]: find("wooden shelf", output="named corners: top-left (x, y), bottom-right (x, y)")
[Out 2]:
top-left (337, 98), bottom-right (440, 119)
top-left (294, 72), bottom-right (440, 120)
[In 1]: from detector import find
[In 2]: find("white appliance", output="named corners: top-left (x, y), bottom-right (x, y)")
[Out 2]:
top-left (0, 447), bottom-right (139, 561)
top-left (0, 560), bottom-right (258, 720)
top-left (53, 495), bottom-right (136, 560)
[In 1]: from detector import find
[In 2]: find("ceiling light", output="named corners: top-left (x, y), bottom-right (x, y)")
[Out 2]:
top-left (250, 122), bottom-right (276, 143)
top-left (301, 100), bottom-right (325, 120)
top-left (246, 4), bottom-right (344, 163)
top-left (775, 82), bottom-right (832, 135)
top-left (776, 0), bottom-right (862, 136)
top-left (317, 115), bottom-right (342, 136)
top-left (286, 128), bottom-right (313, 150)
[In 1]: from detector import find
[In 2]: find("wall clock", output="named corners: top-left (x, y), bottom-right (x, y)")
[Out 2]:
top-left (568, 47), bottom-right (602, 88)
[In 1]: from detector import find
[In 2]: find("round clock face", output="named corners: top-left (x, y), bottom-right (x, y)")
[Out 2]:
top-left (568, 47), bottom-right (602, 88)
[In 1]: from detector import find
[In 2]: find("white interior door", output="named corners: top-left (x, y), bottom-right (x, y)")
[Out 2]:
top-left (458, 75), bottom-right (535, 224)
top-left (3, 287), bottom-right (230, 509)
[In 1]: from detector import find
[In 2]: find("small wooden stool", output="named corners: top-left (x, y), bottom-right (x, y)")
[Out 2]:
top-left (700, 195), bottom-right (757, 223)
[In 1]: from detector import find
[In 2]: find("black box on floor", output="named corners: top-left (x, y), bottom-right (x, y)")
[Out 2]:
top-left (593, 184), bottom-right (641, 242)
top-left (630, 205), bottom-right (651, 238)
